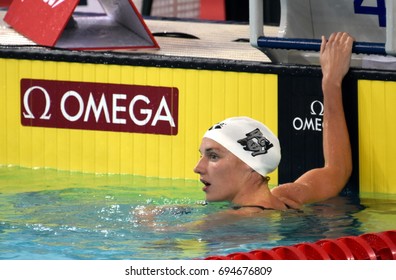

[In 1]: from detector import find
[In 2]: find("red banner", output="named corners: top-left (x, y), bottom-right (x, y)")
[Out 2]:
top-left (21, 79), bottom-right (179, 135)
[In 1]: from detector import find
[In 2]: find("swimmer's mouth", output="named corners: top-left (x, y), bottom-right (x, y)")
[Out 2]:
top-left (200, 179), bottom-right (211, 191)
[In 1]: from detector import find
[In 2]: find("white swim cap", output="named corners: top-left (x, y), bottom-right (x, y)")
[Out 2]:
top-left (203, 116), bottom-right (281, 177)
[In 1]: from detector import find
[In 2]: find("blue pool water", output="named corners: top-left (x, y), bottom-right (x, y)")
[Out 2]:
top-left (1, 166), bottom-right (395, 260)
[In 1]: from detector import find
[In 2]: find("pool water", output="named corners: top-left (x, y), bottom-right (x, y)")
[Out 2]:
top-left (1, 166), bottom-right (395, 260)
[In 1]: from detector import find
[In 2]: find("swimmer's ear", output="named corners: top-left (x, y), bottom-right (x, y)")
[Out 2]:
top-left (260, 176), bottom-right (270, 183)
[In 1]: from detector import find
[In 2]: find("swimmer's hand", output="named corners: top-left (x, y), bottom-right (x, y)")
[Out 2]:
top-left (131, 205), bottom-right (194, 231)
top-left (131, 203), bottom-right (269, 232)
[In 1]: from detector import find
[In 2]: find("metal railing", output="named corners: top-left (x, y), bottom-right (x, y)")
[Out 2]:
top-left (249, 0), bottom-right (395, 58)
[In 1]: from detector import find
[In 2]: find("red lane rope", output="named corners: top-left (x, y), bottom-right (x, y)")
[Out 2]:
top-left (204, 230), bottom-right (396, 260)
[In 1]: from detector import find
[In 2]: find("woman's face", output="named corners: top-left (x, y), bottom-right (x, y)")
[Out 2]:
top-left (193, 138), bottom-right (252, 202)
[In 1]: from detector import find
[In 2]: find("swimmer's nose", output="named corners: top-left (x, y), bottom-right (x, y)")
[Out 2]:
top-left (193, 157), bottom-right (205, 175)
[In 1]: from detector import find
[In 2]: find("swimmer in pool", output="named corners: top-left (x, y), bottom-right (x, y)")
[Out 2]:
top-left (194, 32), bottom-right (354, 213)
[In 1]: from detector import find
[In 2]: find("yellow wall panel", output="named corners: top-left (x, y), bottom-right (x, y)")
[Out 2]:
top-left (56, 129), bottom-right (71, 171)
top-left (94, 131), bottom-right (109, 174)
top-left (211, 71), bottom-right (226, 120)
top-left (132, 134), bottom-right (148, 176)
top-left (69, 130), bottom-right (83, 172)
top-left (238, 73), bottom-right (254, 116)
top-left (31, 127), bottom-right (46, 168)
top-left (5, 60), bottom-right (21, 166)
top-left (119, 133), bottom-right (134, 174)
top-left (107, 132), bottom-right (121, 174)
top-left (224, 72), bottom-right (239, 116)
top-left (44, 128), bottom-right (58, 168)
top-left (0, 59), bottom-right (6, 163)
top-left (82, 131), bottom-right (96, 173)
top-left (358, 80), bottom-right (396, 194)
top-left (0, 58), bottom-right (278, 182)
top-left (181, 69), bottom-right (200, 179)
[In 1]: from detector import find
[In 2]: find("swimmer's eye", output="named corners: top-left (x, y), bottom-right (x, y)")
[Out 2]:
top-left (208, 152), bottom-right (219, 161)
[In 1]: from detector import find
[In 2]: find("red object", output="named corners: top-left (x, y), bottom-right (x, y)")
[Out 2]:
top-left (225, 252), bottom-right (259, 260)
top-left (200, 0), bottom-right (225, 20)
top-left (360, 232), bottom-right (396, 260)
top-left (0, 0), bottom-right (12, 7)
top-left (382, 230), bottom-right (396, 243)
top-left (204, 255), bottom-right (228, 260)
top-left (271, 246), bottom-right (307, 260)
top-left (249, 249), bottom-right (281, 260)
top-left (316, 239), bottom-right (354, 260)
top-left (5, 0), bottom-right (79, 46)
top-left (203, 230), bottom-right (396, 260)
top-left (4, 0), bottom-right (159, 50)
top-left (294, 243), bottom-right (331, 260)
top-left (336, 236), bottom-right (377, 260)
top-left (20, 79), bottom-right (178, 136)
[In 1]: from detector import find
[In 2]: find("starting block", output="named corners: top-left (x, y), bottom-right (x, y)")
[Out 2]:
top-left (4, 0), bottom-right (159, 50)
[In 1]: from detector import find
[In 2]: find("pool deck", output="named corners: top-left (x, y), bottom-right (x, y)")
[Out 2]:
top-left (0, 10), bottom-right (275, 62)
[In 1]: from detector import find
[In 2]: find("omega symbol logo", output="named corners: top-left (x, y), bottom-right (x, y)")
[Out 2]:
top-left (292, 100), bottom-right (323, 132)
top-left (23, 86), bottom-right (52, 120)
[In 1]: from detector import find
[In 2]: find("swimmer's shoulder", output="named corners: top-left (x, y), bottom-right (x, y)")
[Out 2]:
top-left (271, 182), bottom-right (304, 210)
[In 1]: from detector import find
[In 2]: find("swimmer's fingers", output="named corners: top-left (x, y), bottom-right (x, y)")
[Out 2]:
top-left (320, 32), bottom-right (354, 83)
top-left (131, 205), bottom-right (162, 226)
top-left (320, 35), bottom-right (326, 55)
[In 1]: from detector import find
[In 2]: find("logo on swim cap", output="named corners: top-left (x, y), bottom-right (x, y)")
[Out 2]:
top-left (237, 128), bottom-right (274, 157)
top-left (208, 122), bottom-right (226, 131)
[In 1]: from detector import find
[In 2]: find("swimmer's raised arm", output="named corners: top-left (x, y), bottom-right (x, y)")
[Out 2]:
top-left (272, 32), bottom-right (353, 206)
